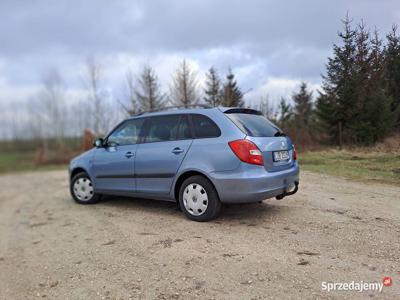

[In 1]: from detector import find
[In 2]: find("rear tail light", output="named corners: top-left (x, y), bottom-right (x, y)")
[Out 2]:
top-left (293, 144), bottom-right (297, 160)
top-left (228, 139), bottom-right (264, 166)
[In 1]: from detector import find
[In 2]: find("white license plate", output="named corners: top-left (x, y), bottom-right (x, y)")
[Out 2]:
top-left (273, 150), bottom-right (289, 162)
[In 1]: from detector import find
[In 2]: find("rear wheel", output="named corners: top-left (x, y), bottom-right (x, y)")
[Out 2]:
top-left (70, 172), bottom-right (100, 204)
top-left (179, 175), bottom-right (221, 221)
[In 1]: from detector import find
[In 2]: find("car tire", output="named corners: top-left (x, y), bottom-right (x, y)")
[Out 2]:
top-left (179, 175), bottom-right (221, 222)
top-left (70, 172), bottom-right (101, 204)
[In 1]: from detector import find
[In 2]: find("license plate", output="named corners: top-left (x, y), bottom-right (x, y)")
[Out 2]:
top-left (273, 150), bottom-right (289, 162)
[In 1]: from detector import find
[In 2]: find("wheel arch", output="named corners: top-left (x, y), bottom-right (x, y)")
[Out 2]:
top-left (70, 167), bottom-right (89, 181)
top-left (173, 170), bottom-right (219, 202)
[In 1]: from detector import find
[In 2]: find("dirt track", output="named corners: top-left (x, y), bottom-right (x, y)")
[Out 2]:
top-left (0, 170), bottom-right (399, 299)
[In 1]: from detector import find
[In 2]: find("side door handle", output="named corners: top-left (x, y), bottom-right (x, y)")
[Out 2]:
top-left (125, 151), bottom-right (134, 158)
top-left (171, 147), bottom-right (184, 155)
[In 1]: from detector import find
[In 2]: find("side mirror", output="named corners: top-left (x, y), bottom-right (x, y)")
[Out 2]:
top-left (94, 138), bottom-right (104, 148)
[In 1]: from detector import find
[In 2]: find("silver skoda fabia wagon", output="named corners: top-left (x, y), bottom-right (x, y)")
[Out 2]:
top-left (69, 107), bottom-right (299, 221)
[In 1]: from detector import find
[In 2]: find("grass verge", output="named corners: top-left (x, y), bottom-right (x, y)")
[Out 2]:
top-left (0, 152), bottom-right (66, 174)
top-left (299, 150), bottom-right (400, 185)
top-left (2, 149), bottom-right (399, 186)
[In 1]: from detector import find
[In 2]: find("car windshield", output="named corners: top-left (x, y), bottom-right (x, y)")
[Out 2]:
top-left (225, 113), bottom-right (281, 137)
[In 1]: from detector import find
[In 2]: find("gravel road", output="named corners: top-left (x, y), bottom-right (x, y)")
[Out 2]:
top-left (0, 170), bottom-right (399, 299)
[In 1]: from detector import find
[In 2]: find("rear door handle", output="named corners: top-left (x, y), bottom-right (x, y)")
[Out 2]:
top-left (125, 151), bottom-right (134, 158)
top-left (172, 147), bottom-right (184, 154)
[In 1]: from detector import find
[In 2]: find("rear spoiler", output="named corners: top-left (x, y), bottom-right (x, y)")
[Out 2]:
top-left (222, 108), bottom-right (262, 115)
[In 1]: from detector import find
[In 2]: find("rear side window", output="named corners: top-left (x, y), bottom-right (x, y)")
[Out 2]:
top-left (144, 115), bottom-right (181, 143)
top-left (225, 113), bottom-right (280, 137)
top-left (177, 115), bottom-right (192, 140)
top-left (191, 114), bottom-right (221, 138)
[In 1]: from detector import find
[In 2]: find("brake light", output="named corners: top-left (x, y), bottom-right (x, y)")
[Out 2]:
top-left (228, 139), bottom-right (264, 166)
top-left (293, 144), bottom-right (297, 160)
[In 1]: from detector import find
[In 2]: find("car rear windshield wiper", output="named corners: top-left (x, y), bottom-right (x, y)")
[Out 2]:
top-left (274, 131), bottom-right (286, 137)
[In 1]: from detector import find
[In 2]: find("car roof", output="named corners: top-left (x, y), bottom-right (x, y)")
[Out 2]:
top-left (124, 106), bottom-right (262, 122)
top-left (126, 107), bottom-right (230, 119)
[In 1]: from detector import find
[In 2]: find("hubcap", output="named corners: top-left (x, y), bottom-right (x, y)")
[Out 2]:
top-left (73, 177), bottom-right (94, 201)
top-left (183, 183), bottom-right (208, 216)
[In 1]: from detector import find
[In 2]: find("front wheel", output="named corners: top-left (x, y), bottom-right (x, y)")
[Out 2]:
top-left (179, 175), bottom-right (221, 222)
top-left (70, 172), bottom-right (101, 204)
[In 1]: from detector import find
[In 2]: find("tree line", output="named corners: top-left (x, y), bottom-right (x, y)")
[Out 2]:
top-left (18, 58), bottom-right (245, 148)
top-left (125, 61), bottom-right (244, 114)
top-left (8, 15), bottom-right (400, 149)
top-left (267, 16), bottom-right (400, 147)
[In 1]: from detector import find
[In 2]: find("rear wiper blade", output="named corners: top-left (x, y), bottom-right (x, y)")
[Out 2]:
top-left (274, 131), bottom-right (286, 137)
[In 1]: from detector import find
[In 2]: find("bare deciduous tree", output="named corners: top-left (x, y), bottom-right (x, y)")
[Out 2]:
top-left (27, 95), bottom-right (44, 140)
top-left (35, 69), bottom-right (67, 149)
top-left (84, 57), bottom-right (104, 135)
top-left (169, 59), bottom-right (199, 107)
top-left (135, 65), bottom-right (165, 112)
top-left (123, 69), bottom-right (137, 115)
top-left (258, 95), bottom-right (276, 121)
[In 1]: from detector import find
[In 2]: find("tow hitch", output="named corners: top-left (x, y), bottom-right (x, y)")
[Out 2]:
top-left (276, 181), bottom-right (299, 200)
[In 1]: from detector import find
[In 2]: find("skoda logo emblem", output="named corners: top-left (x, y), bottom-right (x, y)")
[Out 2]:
top-left (281, 140), bottom-right (286, 149)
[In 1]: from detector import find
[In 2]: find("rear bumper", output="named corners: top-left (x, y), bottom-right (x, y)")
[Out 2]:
top-left (210, 162), bottom-right (300, 204)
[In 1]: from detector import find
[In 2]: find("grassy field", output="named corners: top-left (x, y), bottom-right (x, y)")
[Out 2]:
top-left (299, 150), bottom-right (400, 185)
top-left (0, 152), bottom-right (67, 174)
top-left (1, 149), bottom-right (399, 185)
top-left (0, 138), bottom-right (80, 174)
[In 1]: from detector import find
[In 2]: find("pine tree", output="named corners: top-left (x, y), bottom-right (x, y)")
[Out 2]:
top-left (315, 91), bottom-right (337, 139)
top-left (316, 15), bottom-right (358, 144)
top-left (291, 82), bottom-right (314, 145)
top-left (221, 69), bottom-right (244, 107)
top-left (356, 29), bottom-right (394, 144)
top-left (385, 25), bottom-right (400, 126)
top-left (316, 16), bottom-right (395, 145)
top-left (293, 82), bottom-right (313, 127)
top-left (169, 60), bottom-right (199, 107)
top-left (204, 66), bottom-right (222, 107)
top-left (135, 65), bottom-right (165, 112)
top-left (349, 24), bottom-right (394, 144)
top-left (277, 97), bottom-right (293, 129)
top-left (349, 21), bottom-right (374, 144)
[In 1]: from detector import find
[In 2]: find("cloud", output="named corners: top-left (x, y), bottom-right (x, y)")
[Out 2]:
top-left (245, 77), bottom-right (321, 107)
top-left (0, 0), bottom-right (398, 137)
top-left (0, 80), bottom-right (39, 104)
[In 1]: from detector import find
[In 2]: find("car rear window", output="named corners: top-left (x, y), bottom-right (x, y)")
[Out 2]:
top-left (225, 113), bottom-right (280, 137)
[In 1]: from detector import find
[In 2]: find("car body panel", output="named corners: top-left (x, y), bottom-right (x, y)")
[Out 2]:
top-left (92, 144), bottom-right (137, 193)
top-left (69, 149), bottom-right (95, 179)
top-left (135, 139), bottom-right (193, 195)
top-left (210, 161), bottom-right (299, 203)
top-left (246, 136), bottom-right (295, 172)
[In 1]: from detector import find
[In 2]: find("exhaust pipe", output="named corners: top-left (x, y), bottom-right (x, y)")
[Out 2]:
top-left (276, 181), bottom-right (299, 200)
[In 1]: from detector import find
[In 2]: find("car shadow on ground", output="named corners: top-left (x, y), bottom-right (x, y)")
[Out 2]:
top-left (97, 195), bottom-right (283, 223)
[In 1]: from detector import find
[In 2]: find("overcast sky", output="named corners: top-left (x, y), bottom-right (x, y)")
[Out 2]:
top-left (0, 0), bottom-right (398, 119)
